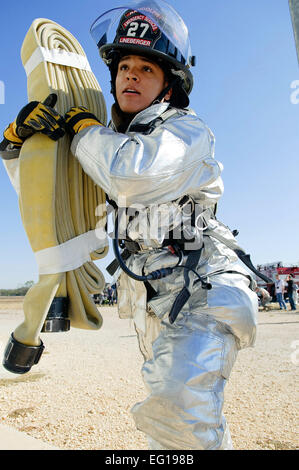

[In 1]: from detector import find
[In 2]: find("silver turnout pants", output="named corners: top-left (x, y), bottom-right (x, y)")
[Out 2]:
top-left (132, 311), bottom-right (237, 450)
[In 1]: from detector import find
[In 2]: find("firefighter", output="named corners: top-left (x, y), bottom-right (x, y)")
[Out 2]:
top-left (1, 0), bottom-right (258, 450)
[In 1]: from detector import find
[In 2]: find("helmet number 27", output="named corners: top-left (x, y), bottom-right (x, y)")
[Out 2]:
top-left (127, 22), bottom-right (149, 38)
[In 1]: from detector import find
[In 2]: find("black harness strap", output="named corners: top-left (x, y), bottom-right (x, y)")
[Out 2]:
top-left (169, 248), bottom-right (203, 324)
top-left (204, 230), bottom-right (273, 284)
top-left (106, 248), bottom-right (131, 277)
top-left (168, 287), bottom-right (190, 324)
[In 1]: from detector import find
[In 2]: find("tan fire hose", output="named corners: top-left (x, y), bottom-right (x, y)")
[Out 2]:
top-left (3, 18), bottom-right (108, 372)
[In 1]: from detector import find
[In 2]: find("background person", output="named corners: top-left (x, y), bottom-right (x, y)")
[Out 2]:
top-left (256, 286), bottom-right (272, 311)
top-left (286, 274), bottom-right (297, 311)
top-left (293, 283), bottom-right (298, 307)
top-left (275, 274), bottom-right (287, 310)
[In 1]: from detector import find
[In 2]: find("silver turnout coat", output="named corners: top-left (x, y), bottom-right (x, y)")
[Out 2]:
top-left (71, 102), bottom-right (258, 350)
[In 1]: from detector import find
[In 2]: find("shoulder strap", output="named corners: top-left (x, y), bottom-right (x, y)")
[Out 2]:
top-left (129, 107), bottom-right (181, 134)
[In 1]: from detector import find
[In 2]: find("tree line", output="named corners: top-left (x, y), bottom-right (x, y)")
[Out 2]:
top-left (0, 280), bottom-right (34, 296)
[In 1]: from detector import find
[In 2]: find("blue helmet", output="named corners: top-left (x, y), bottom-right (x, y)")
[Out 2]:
top-left (90, 0), bottom-right (196, 108)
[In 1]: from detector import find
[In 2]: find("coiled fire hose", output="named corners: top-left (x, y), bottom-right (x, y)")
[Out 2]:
top-left (3, 18), bottom-right (108, 374)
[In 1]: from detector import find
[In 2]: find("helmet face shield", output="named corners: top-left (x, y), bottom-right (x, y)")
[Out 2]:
top-left (90, 0), bottom-right (195, 95)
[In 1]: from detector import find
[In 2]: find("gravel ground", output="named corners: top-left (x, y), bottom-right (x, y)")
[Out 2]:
top-left (0, 298), bottom-right (298, 450)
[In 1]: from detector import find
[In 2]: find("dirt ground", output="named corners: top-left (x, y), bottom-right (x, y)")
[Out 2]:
top-left (0, 297), bottom-right (298, 450)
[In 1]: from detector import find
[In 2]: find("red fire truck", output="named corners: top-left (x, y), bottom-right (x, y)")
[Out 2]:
top-left (256, 262), bottom-right (299, 299)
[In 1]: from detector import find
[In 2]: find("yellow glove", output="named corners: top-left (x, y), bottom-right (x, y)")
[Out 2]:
top-left (65, 106), bottom-right (103, 138)
top-left (0, 93), bottom-right (65, 152)
top-left (1, 121), bottom-right (24, 149)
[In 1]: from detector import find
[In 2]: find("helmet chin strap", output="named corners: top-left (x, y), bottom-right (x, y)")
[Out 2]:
top-left (151, 76), bottom-right (181, 105)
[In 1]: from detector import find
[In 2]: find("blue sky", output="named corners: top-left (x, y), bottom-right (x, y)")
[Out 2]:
top-left (0, 0), bottom-right (298, 288)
